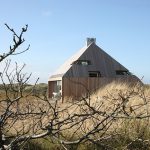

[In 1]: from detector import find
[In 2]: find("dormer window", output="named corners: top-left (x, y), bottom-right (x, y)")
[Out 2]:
top-left (81, 61), bottom-right (89, 66)
top-left (116, 70), bottom-right (132, 75)
top-left (89, 71), bottom-right (101, 77)
top-left (72, 60), bottom-right (91, 66)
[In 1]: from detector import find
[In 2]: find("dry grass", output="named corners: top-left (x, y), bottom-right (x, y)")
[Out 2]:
top-left (58, 82), bottom-right (150, 147)
top-left (1, 82), bottom-right (150, 149)
top-left (90, 81), bottom-right (150, 112)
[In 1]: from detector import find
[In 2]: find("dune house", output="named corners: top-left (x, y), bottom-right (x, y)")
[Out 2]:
top-left (48, 38), bottom-right (139, 102)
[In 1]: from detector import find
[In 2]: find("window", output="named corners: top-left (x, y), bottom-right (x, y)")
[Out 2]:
top-left (89, 71), bottom-right (101, 77)
top-left (72, 60), bottom-right (91, 66)
top-left (116, 70), bottom-right (131, 75)
top-left (54, 80), bottom-right (62, 92)
top-left (57, 80), bottom-right (61, 90)
top-left (81, 61), bottom-right (89, 66)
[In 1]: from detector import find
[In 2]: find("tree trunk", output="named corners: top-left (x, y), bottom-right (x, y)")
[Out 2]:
top-left (0, 126), bottom-right (5, 150)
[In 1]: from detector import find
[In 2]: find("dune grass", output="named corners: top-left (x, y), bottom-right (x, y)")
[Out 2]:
top-left (1, 82), bottom-right (150, 149)
top-left (24, 82), bottom-right (150, 150)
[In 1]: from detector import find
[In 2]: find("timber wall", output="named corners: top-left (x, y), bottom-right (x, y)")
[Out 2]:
top-left (62, 76), bottom-right (140, 102)
top-left (48, 81), bottom-right (55, 98)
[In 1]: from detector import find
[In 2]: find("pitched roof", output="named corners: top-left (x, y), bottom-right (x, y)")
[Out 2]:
top-left (49, 43), bottom-right (92, 79)
top-left (49, 41), bottom-right (129, 81)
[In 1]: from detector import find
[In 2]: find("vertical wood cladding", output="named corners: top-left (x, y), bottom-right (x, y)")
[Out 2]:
top-left (64, 44), bottom-right (128, 77)
top-left (62, 76), bottom-right (140, 101)
top-left (48, 42), bottom-right (140, 101)
top-left (48, 81), bottom-right (55, 98)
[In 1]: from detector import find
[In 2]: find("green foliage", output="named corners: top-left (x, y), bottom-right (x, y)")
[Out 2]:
top-left (24, 83), bottom-right (48, 96)
top-left (23, 138), bottom-right (62, 150)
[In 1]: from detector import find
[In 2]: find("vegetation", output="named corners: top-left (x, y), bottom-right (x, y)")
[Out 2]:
top-left (0, 24), bottom-right (150, 150)
top-left (11, 82), bottom-right (148, 150)
top-left (25, 82), bottom-right (150, 150)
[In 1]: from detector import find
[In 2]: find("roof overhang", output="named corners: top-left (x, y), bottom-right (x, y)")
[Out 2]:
top-left (49, 76), bottom-right (62, 81)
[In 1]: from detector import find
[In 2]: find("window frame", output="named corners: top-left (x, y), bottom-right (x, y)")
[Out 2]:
top-left (116, 70), bottom-right (131, 75)
top-left (72, 60), bottom-right (92, 66)
top-left (88, 71), bottom-right (101, 77)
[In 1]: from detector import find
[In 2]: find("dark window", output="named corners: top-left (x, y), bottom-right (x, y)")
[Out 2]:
top-left (54, 80), bottom-right (62, 92)
top-left (116, 70), bottom-right (131, 75)
top-left (72, 60), bottom-right (91, 66)
top-left (89, 71), bottom-right (101, 77)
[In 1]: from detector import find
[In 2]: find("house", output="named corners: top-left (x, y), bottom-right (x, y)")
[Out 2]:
top-left (48, 38), bottom-right (139, 102)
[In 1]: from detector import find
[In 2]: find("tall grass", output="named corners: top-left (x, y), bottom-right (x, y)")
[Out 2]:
top-left (59, 82), bottom-right (150, 149)
top-left (2, 82), bottom-right (150, 149)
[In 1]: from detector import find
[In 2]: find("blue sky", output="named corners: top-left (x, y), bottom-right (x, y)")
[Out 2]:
top-left (0, 0), bottom-right (150, 83)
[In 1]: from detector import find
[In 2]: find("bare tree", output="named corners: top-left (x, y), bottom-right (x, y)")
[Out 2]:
top-left (0, 24), bottom-right (30, 63)
top-left (25, 82), bottom-right (150, 149)
top-left (0, 24), bottom-right (40, 149)
top-left (21, 81), bottom-right (149, 149)
top-left (0, 24), bottom-right (150, 150)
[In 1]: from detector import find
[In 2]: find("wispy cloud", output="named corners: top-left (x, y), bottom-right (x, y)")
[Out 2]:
top-left (42, 11), bottom-right (52, 17)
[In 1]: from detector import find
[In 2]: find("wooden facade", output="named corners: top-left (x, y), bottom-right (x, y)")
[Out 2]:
top-left (61, 76), bottom-right (139, 101)
top-left (48, 38), bottom-right (140, 102)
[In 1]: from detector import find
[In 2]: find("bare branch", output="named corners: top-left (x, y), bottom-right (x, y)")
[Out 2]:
top-left (0, 24), bottom-right (29, 62)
